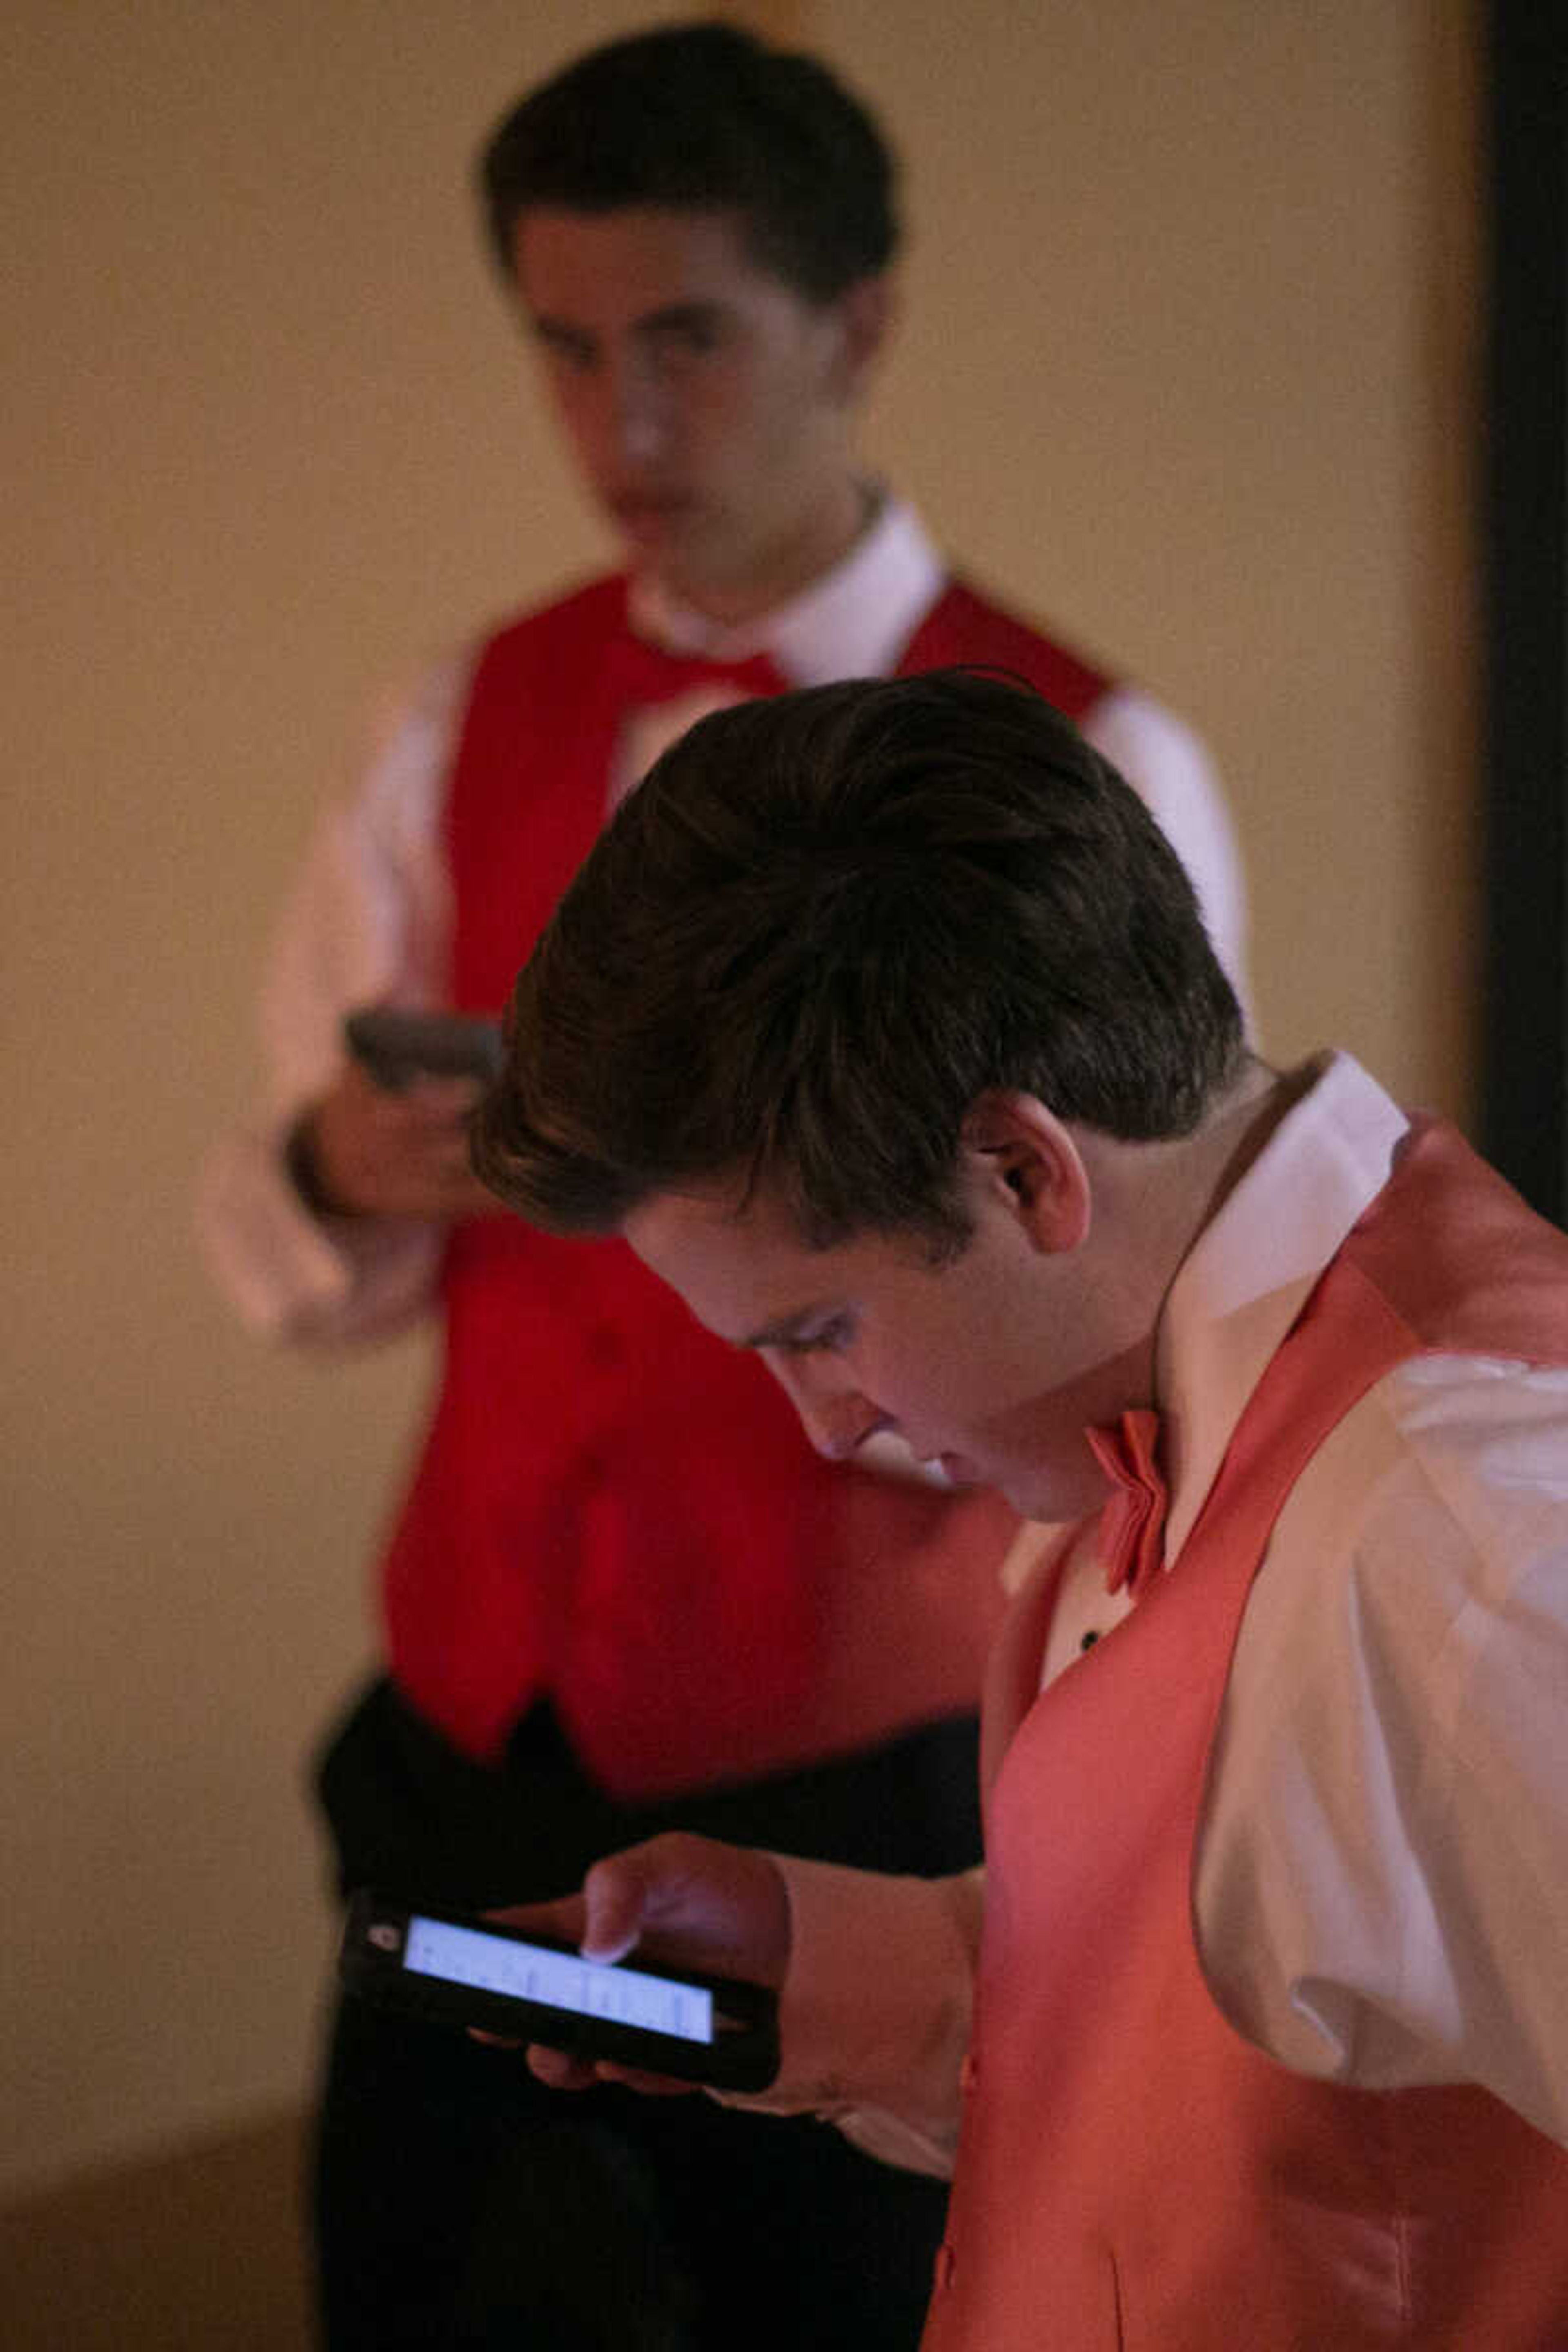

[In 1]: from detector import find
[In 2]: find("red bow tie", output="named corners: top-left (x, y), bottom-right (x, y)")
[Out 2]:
top-left (604, 629), bottom-right (786, 710)
top-left (1085, 1408), bottom-right (1168, 1602)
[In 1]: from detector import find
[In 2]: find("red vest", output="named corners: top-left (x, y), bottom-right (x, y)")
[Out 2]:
top-left (381, 570), bottom-right (1109, 1791)
top-left (926, 1121), bottom-right (1568, 2349)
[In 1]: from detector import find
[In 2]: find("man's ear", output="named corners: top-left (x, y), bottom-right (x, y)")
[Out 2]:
top-left (960, 1091), bottom-right (1091, 1254)
top-left (829, 272), bottom-right (896, 403)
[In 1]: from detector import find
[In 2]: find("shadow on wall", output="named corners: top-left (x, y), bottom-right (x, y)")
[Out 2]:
top-left (0, 2109), bottom-right (310, 2352)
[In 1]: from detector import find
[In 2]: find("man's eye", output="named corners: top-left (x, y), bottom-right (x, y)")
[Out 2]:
top-left (537, 330), bottom-right (595, 372)
top-left (784, 1318), bottom-right (851, 1356)
top-left (653, 319), bottom-right (722, 360)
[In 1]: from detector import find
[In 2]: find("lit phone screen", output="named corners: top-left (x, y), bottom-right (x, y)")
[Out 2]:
top-left (403, 1915), bottom-right (715, 2045)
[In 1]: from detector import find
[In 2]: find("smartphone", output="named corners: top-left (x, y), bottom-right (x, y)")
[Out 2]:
top-left (338, 1890), bottom-right (781, 2093)
top-left (343, 1007), bottom-right (503, 1091)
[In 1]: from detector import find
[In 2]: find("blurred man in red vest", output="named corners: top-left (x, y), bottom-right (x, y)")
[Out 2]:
top-left (201, 24), bottom-right (1245, 2349)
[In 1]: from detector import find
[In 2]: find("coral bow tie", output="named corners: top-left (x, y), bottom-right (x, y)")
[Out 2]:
top-left (1084, 1408), bottom-right (1168, 1602)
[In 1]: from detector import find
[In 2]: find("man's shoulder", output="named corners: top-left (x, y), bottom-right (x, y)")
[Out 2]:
top-left (901, 573), bottom-right (1114, 719)
top-left (473, 570), bottom-right (630, 670)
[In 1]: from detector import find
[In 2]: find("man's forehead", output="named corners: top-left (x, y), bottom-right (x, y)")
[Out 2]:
top-left (625, 1178), bottom-right (777, 1273)
top-left (624, 1183), bottom-right (826, 1335)
top-left (511, 203), bottom-right (770, 310)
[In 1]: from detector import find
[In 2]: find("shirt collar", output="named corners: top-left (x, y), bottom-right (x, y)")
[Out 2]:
top-left (625, 490), bottom-right (947, 686)
top-left (1155, 1049), bottom-right (1412, 1561)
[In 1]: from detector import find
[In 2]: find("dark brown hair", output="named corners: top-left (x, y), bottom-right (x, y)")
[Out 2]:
top-left (477, 20), bottom-right (896, 303)
top-left (474, 670), bottom-right (1244, 1256)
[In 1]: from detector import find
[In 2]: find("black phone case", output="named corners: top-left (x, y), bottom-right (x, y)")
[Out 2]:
top-left (338, 1890), bottom-right (781, 2093)
top-left (342, 1009), bottom-right (502, 1090)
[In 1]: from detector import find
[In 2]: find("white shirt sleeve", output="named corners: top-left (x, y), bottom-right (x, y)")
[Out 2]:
top-left (195, 651), bottom-right (474, 1343)
top-left (1080, 685), bottom-right (1251, 1025)
top-left (1196, 1353), bottom-right (1568, 2149)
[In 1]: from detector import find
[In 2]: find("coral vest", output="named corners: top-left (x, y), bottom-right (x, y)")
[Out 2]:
top-left (925, 1120), bottom-right (1568, 2349)
top-left (381, 570), bottom-right (1109, 1792)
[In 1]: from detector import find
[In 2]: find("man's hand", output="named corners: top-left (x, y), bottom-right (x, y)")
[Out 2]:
top-left (486, 1832), bottom-right (791, 2096)
top-left (296, 1061), bottom-right (495, 1221)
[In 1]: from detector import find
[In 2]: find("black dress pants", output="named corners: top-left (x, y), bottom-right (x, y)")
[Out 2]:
top-left (312, 1681), bottom-right (981, 2350)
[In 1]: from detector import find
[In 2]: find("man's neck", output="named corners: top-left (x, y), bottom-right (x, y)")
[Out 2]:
top-left (654, 475), bottom-right (877, 630)
top-left (1140, 1058), bottom-right (1302, 1389)
top-left (1188, 1057), bottom-right (1308, 1234)
top-left (1069, 1057), bottom-right (1290, 1417)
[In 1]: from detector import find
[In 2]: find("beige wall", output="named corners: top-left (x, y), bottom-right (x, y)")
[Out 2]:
top-left (3, 0), bottom-right (1476, 2213)
top-left (819, 0), bottom-right (1481, 1095)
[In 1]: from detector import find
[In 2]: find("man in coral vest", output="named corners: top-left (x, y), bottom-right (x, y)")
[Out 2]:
top-left (477, 670), bottom-right (1568, 2351)
top-left (200, 24), bottom-right (1245, 2349)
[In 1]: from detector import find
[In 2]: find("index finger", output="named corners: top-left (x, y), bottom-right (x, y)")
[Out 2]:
top-left (483, 1891), bottom-right (588, 1947)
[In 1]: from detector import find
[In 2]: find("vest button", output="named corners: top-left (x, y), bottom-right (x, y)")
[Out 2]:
top-left (959, 2052), bottom-right (979, 2094)
top-left (933, 2243), bottom-right (956, 2292)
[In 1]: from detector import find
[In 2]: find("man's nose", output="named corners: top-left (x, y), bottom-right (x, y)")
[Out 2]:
top-left (768, 1356), bottom-right (886, 1463)
top-left (608, 351), bottom-right (669, 463)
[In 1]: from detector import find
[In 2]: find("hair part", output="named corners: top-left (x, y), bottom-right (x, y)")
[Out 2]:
top-left (477, 19), bottom-right (898, 302)
top-left (475, 670), bottom-right (1245, 1257)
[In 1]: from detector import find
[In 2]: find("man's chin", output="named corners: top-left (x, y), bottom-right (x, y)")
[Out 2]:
top-left (610, 497), bottom-right (702, 558)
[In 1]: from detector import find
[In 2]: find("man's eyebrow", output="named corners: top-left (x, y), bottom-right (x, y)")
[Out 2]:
top-left (529, 311), bottom-right (592, 345)
top-left (528, 299), bottom-right (728, 343)
top-left (636, 299), bottom-right (729, 334)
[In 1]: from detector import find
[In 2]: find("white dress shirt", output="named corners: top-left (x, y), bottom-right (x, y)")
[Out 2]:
top-left (771, 1053), bottom-right (1568, 2172)
top-left (197, 495), bottom-right (1247, 1341)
